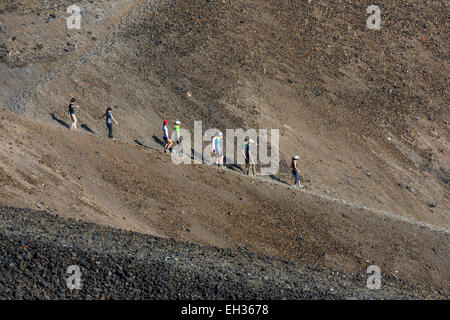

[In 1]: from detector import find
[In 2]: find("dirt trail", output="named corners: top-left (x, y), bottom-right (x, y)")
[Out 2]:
top-left (255, 175), bottom-right (450, 234)
top-left (0, 0), bottom-right (449, 297)
top-left (145, 141), bottom-right (449, 234)
top-left (2, 0), bottom-right (141, 115)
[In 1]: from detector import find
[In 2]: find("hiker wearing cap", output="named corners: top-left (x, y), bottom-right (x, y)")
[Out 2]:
top-left (68, 98), bottom-right (80, 130)
top-left (291, 156), bottom-right (304, 188)
top-left (242, 137), bottom-right (256, 176)
top-left (211, 132), bottom-right (224, 167)
top-left (99, 106), bottom-right (118, 139)
top-left (173, 121), bottom-right (182, 155)
top-left (162, 120), bottom-right (172, 153)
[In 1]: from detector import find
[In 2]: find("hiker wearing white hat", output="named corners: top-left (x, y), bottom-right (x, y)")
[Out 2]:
top-left (291, 155), bottom-right (304, 188)
top-left (211, 131), bottom-right (224, 167)
top-left (242, 137), bottom-right (257, 176)
top-left (172, 121), bottom-right (182, 155)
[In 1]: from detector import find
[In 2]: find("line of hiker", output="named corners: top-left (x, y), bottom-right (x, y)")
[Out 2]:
top-left (66, 98), bottom-right (304, 188)
top-left (163, 119), bottom-right (226, 168)
top-left (161, 120), bottom-right (303, 188)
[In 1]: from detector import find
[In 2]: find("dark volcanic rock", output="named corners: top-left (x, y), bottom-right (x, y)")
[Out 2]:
top-left (0, 206), bottom-right (446, 300)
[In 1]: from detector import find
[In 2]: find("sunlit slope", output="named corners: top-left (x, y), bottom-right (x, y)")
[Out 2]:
top-left (1, 0), bottom-right (447, 227)
top-left (0, 106), bottom-right (449, 293)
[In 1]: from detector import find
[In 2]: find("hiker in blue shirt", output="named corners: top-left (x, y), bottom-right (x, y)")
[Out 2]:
top-left (99, 106), bottom-right (118, 139)
top-left (211, 132), bottom-right (224, 167)
top-left (162, 120), bottom-right (173, 153)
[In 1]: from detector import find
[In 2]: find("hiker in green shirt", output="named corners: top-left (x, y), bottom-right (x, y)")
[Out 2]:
top-left (173, 121), bottom-right (182, 156)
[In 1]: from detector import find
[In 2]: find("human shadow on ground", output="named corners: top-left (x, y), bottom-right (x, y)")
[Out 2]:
top-left (223, 157), bottom-right (244, 172)
top-left (50, 113), bottom-right (70, 129)
top-left (268, 174), bottom-right (286, 184)
top-left (152, 135), bottom-right (165, 147)
top-left (134, 139), bottom-right (150, 148)
top-left (190, 147), bottom-right (205, 163)
top-left (81, 124), bottom-right (97, 135)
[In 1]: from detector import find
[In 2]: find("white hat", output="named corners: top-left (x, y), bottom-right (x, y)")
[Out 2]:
top-left (175, 121), bottom-right (181, 125)
top-left (293, 155), bottom-right (299, 160)
top-left (217, 131), bottom-right (223, 136)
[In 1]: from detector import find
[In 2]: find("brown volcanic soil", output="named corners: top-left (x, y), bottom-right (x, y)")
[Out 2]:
top-left (0, 107), bottom-right (449, 295)
top-left (1, 0), bottom-right (448, 227)
top-left (0, 0), bottom-right (449, 297)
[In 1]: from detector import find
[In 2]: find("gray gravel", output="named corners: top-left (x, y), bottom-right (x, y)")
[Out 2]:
top-left (0, 206), bottom-right (445, 300)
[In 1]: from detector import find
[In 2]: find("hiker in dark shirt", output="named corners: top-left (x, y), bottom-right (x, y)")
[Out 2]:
top-left (291, 155), bottom-right (304, 189)
top-left (242, 137), bottom-right (256, 176)
top-left (68, 98), bottom-right (80, 130)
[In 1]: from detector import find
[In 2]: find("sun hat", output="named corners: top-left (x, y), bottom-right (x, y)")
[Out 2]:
top-left (293, 155), bottom-right (299, 160)
top-left (175, 121), bottom-right (181, 125)
top-left (107, 105), bottom-right (114, 110)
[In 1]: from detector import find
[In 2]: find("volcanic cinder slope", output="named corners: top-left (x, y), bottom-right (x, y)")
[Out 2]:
top-left (0, 0), bottom-right (449, 298)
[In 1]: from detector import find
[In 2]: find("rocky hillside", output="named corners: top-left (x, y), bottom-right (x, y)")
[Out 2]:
top-left (4, 206), bottom-right (445, 300)
top-left (0, 107), bottom-right (448, 296)
top-left (0, 0), bottom-right (448, 298)
top-left (1, 0), bottom-right (448, 227)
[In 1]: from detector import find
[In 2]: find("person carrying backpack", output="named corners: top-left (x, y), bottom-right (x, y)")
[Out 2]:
top-left (211, 132), bottom-right (224, 167)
